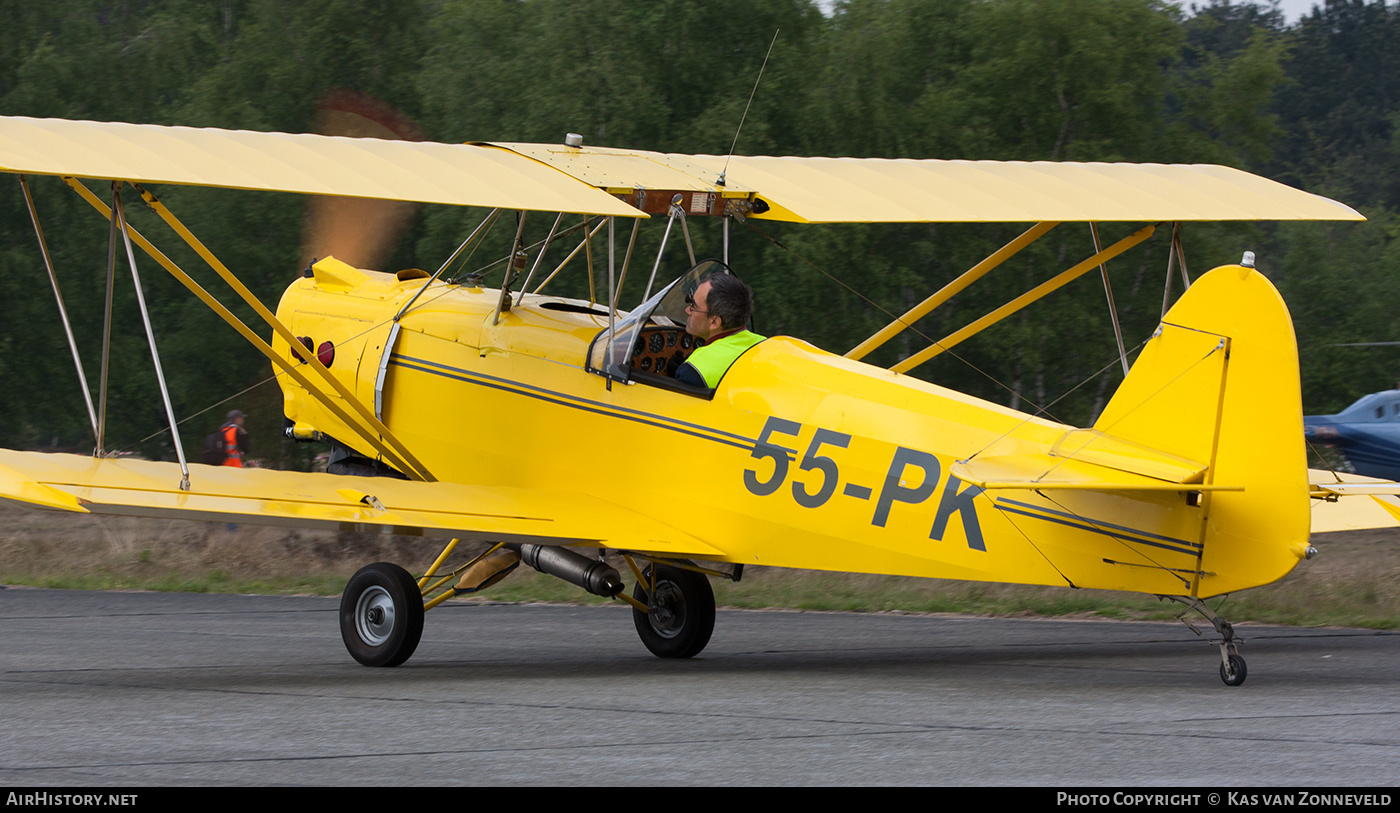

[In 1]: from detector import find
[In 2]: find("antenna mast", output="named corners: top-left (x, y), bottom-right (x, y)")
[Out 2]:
top-left (718, 29), bottom-right (780, 188)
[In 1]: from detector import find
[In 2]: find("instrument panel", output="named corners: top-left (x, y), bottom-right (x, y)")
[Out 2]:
top-left (631, 326), bottom-right (703, 377)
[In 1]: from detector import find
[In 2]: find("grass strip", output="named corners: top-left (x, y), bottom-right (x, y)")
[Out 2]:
top-left (2, 510), bottom-right (1397, 628)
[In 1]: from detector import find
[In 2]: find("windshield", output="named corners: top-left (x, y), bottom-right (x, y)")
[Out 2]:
top-left (586, 259), bottom-right (729, 379)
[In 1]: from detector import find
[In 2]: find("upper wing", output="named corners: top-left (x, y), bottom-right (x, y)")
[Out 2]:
top-left (490, 142), bottom-right (1364, 224)
top-left (0, 116), bottom-right (1359, 225)
top-left (0, 449), bottom-right (720, 557)
top-left (0, 116), bottom-right (641, 217)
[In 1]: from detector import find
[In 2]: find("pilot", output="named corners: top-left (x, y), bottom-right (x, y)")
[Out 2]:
top-left (674, 273), bottom-right (764, 388)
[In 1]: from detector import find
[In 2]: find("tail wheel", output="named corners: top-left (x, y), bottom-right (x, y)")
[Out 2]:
top-left (632, 565), bottom-right (715, 659)
top-left (1220, 653), bottom-right (1247, 687)
top-left (340, 562), bottom-right (424, 667)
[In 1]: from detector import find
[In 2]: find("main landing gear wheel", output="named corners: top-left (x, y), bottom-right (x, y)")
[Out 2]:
top-left (632, 565), bottom-right (715, 659)
top-left (1220, 653), bottom-right (1247, 687)
top-left (340, 562), bottom-right (424, 667)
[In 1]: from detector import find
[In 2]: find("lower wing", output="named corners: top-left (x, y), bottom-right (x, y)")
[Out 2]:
top-left (0, 449), bottom-right (719, 557)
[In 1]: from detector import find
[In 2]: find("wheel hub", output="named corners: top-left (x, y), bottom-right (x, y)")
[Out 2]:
top-left (354, 585), bottom-right (396, 646)
top-left (648, 581), bottom-right (686, 639)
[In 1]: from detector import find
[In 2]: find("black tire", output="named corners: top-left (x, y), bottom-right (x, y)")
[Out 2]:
top-left (340, 562), bottom-right (424, 667)
top-left (1220, 653), bottom-right (1247, 686)
top-left (632, 565), bottom-right (716, 658)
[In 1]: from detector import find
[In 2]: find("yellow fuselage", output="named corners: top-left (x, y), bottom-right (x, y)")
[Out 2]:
top-left (276, 259), bottom-right (1309, 599)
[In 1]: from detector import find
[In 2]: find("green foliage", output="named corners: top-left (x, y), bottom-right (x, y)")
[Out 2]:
top-left (418, 0), bottom-right (819, 151)
top-left (1173, 1), bottom-right (1289, 165)
top-left (958, 0), bottom-right (1183, 161)
top-left (1273, 0), bottom-right (1400, 208)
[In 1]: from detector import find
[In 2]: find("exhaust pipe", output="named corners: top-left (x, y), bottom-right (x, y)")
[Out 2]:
top-left (514, 544), bottom-right (624, 597)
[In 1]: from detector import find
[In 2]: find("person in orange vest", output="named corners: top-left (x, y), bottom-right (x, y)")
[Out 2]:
top-left (220, 409), bottom-right (250, 467)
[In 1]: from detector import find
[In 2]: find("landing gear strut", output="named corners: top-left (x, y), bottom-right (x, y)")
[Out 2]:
top-left (1165, 596), bottom-right (1247, 686)
top-left (336, 548), bottom-right (724, 667)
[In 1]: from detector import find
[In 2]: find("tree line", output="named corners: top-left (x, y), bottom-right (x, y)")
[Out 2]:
top-left (1, 0), bottom-right (1397, 465)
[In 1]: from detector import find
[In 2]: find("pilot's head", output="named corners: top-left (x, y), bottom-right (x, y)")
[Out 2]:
top-left (686, 273), bottom-right (753, 341)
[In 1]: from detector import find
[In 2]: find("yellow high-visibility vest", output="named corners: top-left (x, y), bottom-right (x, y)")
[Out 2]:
top-left (687, 330), bottom-right (765, 387)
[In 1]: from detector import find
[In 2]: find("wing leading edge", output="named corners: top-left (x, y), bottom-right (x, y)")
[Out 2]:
top-left (0, 449), bottom-right (719, 557)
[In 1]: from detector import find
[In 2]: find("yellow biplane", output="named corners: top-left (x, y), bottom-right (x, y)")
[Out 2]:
top-left (0, 114), bottom-right (1387, 685)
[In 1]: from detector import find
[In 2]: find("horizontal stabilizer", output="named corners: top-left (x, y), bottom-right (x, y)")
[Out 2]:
top-left (0, 450), bottom-right (719, 557)
top-left (1308, 468), bottom-right (1400, 496)
top-left (1308, 468), bottom-right (1400, 532)
top-left (952, 452), bottom-right (1238, 492)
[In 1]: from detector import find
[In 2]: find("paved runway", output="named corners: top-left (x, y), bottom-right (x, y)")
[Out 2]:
top-left (0, 586), bottom-right (1397, 786)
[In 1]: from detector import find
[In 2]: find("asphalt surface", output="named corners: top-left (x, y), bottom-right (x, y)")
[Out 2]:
top-left (0, 586), bottom-right (1397, 786)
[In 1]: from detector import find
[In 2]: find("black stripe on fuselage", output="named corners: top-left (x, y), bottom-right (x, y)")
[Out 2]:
top-left (993, 497), bottom-right (1202, 557)
top-left (390, 354), bottom-right (781, 455)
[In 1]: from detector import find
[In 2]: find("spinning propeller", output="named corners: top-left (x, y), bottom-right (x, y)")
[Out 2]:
top-left (299, 89), bottom-right (425, 274)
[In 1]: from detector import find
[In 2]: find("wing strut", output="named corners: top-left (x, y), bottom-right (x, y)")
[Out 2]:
top-left (891, 224), bottom-right (1158, 374)
top-left (530, 217), bottom-right (607, 295)
top-left (98, 181), bottom-right (117, 453)
top-left (846, 221), bottom-right (1059, 362)
top-left (610, 216), bottom-right (641, 313)
top-left (1161, 222), bottom-right (1191, 318)
top-left (641, 196), bottom-right (686, 302)
top-left (606, 217), bottom-right (617, 381)
top-left (62, 178), bottom-right (434, 482)
top-left (582, 213), bottom-right (596, 306)
top-left (516, 212), bottom-right (563, 306)
top-left (678, 201), bottom-right (697, 267)
top-left (1091, 223), bottom-right (1131, 378)
top-left (492, 210), bottom-right (529, 325)
top-left (19, 176), bottom-right (98, 443)
top-left (111, 184), bottom-right (191, 489)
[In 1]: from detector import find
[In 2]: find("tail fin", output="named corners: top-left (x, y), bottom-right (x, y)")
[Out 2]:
top-left (1093, 263), bottom-right (1309, 596)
